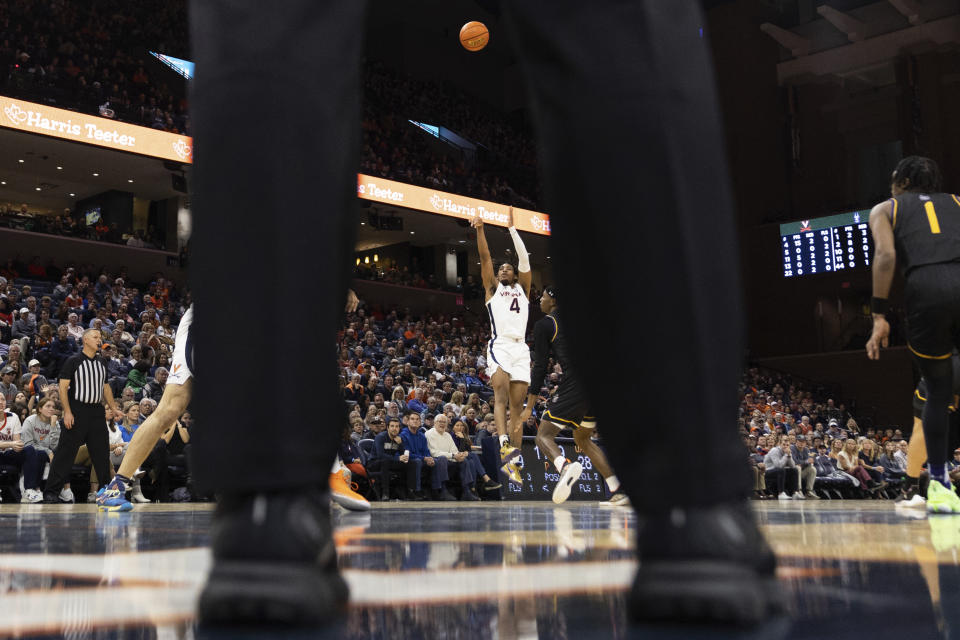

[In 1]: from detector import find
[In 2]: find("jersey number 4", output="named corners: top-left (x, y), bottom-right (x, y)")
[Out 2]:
top-left (510, 298), bottom-right (521, 313)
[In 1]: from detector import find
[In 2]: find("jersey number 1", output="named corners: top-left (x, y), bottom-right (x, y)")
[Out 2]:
top-left (510, 298), bottom-right (521, 313)
top-left (925, 201), bottom-right (941, 234)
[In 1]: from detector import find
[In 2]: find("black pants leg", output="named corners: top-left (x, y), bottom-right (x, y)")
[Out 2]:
top-left (502, 0), bottom-right (749, 514)
top-left (46, 410), bottom-right (91, 493)
top-left (81, 405), bottom-right (111, 493)
top-left (187, 0), bottom-right (368, 494)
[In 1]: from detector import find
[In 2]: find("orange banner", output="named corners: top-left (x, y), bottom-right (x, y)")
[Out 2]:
top-left (357, 173), bottom-right (551, 236)
top-left (1, 96), bottom-right (192, 163)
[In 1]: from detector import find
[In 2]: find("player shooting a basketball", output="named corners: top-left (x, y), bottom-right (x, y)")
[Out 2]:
top-left (524, 286), bottom-right (627, 505)
top-left (472, 207), bottom-right (530, 484)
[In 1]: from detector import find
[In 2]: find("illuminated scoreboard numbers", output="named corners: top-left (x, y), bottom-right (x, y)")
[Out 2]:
top-left (859, 223), bottom-right (871, 266)
top-left (781, 211), bottom-right (873, 279)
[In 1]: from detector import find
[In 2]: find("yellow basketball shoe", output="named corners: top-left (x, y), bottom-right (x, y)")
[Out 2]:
top-left (927, 480), bottom-right (960, 514)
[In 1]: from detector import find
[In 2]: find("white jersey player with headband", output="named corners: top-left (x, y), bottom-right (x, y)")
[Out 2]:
top-left (472, 207), bottom-right (532, 484)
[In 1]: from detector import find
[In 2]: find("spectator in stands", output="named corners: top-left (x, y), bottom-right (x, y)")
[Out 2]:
top-left (879, 440), bottom-right (905, 480)
top-left (858, 439), bottom-right (886, 485)
top-left (400, 411), bottom-right (445, 500)
top-left (790, 435), bottom-right (818, 499)
top-left (368, 417), bottom-right (419, 501)
top-left (763, 437), bottom-right (801, 500)
top-left (0, 393), bottom-right (28, 499)
top-left (424, 414), bottom-right (469, 501)
top-left (12, 307), bottom-right (37, 342)
top-left (126, 360), bottom-right (151, 398)
top-left (895, 439), bottom-right (909, 470)
top-left (0, 366), bottom-right (18, 404)
top-left (19, 396), bottom-right (61, 503)
top-left (143, 367), bottom-right (168, 403)
top-left (65, 313), bottom-right (84, 342)
top-left (837, 439), bottom-right (885, 494)
top-left (47, 323), bottom-right (78, 377)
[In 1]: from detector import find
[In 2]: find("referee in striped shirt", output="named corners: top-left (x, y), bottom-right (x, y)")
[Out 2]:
top-left (43, 329), bottom-right (123, 503)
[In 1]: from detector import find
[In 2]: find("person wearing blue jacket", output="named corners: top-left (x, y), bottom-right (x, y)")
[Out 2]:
top-left (399, 410), bottom-right (447, 500)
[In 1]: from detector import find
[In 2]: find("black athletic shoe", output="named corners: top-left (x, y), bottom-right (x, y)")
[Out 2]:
top-left (483, 478), bottom-right (502, 491)
top-left (198, 489), bottom-right (348, 626)
top-left (42, 491), bottom-right (61, 504)
top-left (630, 501), bottom-right (785, 625)
top-left (461, 489), bottom-right (480, 501)
top-left (440, 488), bottom-right (457, 501)
top-left (409, 490), bottom-right (427, 501)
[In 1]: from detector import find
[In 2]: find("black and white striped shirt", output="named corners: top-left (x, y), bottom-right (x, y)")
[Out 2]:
top-left (60, 353), bottom-right (107, 405)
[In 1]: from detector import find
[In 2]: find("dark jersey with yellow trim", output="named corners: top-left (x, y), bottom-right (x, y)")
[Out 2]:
top-left (891, 192), bottom-right (960, 277)
top-left (529, 311), bottom-right (574, 394)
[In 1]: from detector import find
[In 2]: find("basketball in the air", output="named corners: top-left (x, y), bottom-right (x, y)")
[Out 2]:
top-left (460, 21), bottom-right (489, 52)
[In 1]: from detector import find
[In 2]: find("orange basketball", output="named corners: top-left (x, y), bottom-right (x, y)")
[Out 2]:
top-left (460, 21), bottom-right (489, 52)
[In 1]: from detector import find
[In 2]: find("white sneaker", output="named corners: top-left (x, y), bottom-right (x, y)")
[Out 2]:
top-left (902, 494), bottom-right (927, 509)
top-left (552, 461), bottom-right (583, 505)
top-left (59, 487), bottom-right (75, 503)
top-left (87, 492), bottom-right (98, 503)
top-left (792, 491), bottom-right (805, 500)
top-left (131, 481), bottom-right (150, 504)
top-left (25, 489), bottom-right (43, 503)
top-left (778, 492), bottom-right (791, 500)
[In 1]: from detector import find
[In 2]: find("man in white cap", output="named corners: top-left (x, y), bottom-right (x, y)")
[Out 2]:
top-left (21, 359), bottom-right (48, 400)
top-left (12, 307), bottom-right (36, 341)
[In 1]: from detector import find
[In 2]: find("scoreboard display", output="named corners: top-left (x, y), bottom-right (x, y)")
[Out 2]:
top-left (502, 437), bottom-right (608, 501)
top-left (780, 210), bottom-right (872, 278)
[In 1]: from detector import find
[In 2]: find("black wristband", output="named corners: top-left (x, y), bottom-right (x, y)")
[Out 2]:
top-left (871, 297), bottom-right (889, 316)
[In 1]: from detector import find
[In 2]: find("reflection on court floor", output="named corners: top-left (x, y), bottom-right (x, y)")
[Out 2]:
top-left (2, 502), bottom-right (960, 638)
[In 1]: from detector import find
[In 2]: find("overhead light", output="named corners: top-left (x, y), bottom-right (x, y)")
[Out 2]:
top-left (92, 172), bottom-right (99, 176)
top-left (360, 222), bottom-right (365, 225)
top-left (458, 240), bottom-right (466, 243)
top-left (18, 159), bottom-right (24, 163)
top-left (364, 256), bottom-right (370, 264)
top-left (69, 193), bottom-right (75, 196)
top-left (1, 181), bottom-right (5, 185)
top-left (128, 179), bottom-right (134, 183)
top-left (373, 254), bottom-right (378, 262)
top-left (56, 166), bottom-right (63, 170)
top-left (410, 231), bottom-right (415, 235)
top-left (356, 258), bottom-right (361, 265)
top-left (35, 187), bottom-right (41, 191)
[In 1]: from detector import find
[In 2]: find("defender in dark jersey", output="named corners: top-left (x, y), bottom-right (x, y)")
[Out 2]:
top-left (521, 287), bottom-right (625, 505)
top-left (867, 155), bottom-right (960, 513)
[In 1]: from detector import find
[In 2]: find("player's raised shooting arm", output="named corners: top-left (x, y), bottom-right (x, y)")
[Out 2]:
top-left (507, 207), bottom-right (532, 297)
top-left (472, 215), bottom-right (496, 298)
top-left (869, 201), bottom-right (896, 301)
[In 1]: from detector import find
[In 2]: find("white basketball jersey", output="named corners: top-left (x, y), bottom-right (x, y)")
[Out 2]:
top-left (486, 283), bottom-right (528, 341)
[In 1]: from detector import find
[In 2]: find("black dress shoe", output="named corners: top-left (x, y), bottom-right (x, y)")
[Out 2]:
top-left (409, 490), bottom-right (427, 501)
top-left (630, 501), bottom-right (785, 625)
top-left (198, 489), bottom-right (348, 626)
top-left (461, 489), bottom-right (480, 501)
top-left (42, 491), bottom-right (61, 504)
top-left (440, 489), bottom-right (457, 501)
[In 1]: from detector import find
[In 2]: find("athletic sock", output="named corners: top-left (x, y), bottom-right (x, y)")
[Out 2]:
top-left (929, 464), bottom-right (950, 488)
top-left (605, 475), bottom-right (620, 493)
top-left (114, 473), bottom-right (131, 491)
top-left (554, 456), bottom-right (566, 473)
top-left (499, 434), bottom-right (509, 447)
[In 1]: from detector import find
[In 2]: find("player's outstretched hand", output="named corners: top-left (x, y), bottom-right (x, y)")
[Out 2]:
top-left (345, 289), bottom-right (359, 313)
top-left (866, 316), bottom-right (890, 360)
top-left (470, 214), bottom-right (484, 230)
